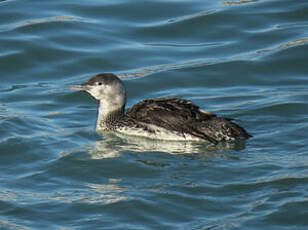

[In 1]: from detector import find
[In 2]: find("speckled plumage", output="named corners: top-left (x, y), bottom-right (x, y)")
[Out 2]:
top-left (72, 73), bottom-right (252, 144)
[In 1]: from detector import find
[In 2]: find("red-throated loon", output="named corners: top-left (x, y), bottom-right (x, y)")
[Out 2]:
top-left (71, 73), bottom-right (252, 144)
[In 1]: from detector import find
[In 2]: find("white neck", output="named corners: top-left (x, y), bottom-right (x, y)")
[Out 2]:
top-left (96, 98), bottom-right (125, 131)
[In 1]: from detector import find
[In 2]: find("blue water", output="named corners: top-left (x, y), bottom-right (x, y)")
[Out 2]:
top-left (1, 0), bottom-right (308, 229)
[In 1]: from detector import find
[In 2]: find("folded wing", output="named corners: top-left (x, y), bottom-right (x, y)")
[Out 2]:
top-left (127, 97), bottom-right (251, 143)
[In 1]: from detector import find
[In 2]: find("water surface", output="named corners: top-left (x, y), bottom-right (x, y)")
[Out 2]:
top-left (1, 0), bottom-right (308, 229)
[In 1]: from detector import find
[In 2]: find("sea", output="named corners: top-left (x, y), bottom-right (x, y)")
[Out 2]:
top-left (0, 0), bottom-right (308, 229)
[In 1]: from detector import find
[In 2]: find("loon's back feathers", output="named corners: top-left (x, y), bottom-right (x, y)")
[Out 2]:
top-left (127, 97), bottom-right (216, 121)
top-left (126, 97), bottom-right (251, 143)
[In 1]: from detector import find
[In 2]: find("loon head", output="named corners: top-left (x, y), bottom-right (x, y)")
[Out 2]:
top-left (71, 73), bottom-right (126, 107)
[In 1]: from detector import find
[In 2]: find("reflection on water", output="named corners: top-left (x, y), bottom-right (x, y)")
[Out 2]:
top-left (84, 181), bottom-right (127, 204)
top-left (167, 10), bottom-right (216, 24)
top-left (0, 218), bottom-right (30, 230)
top-left (118, 36), bottom-right (308, 80)
top-left (256, 38), bottom-right (308, 55)
top-left (0, 15), bottom-right (97, 32)
top-left (0, 180), bottom-right (127, 205)
top-left (223, 0), bottom-right (261, 6)
top-left (118, 56), bottom-right (223, 79)
top-left (86, 132), bottom-right (245, 160)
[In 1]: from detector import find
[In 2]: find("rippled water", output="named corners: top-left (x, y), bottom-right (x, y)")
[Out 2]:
top-left (1, 0), bottom-right (308, 229)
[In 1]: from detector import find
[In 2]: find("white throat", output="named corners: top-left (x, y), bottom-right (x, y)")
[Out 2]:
top-left (96, 94), bottom-right (126, 131)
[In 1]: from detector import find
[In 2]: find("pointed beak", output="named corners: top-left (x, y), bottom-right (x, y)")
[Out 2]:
top-left (69, 84), bottom-right (90, 91)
